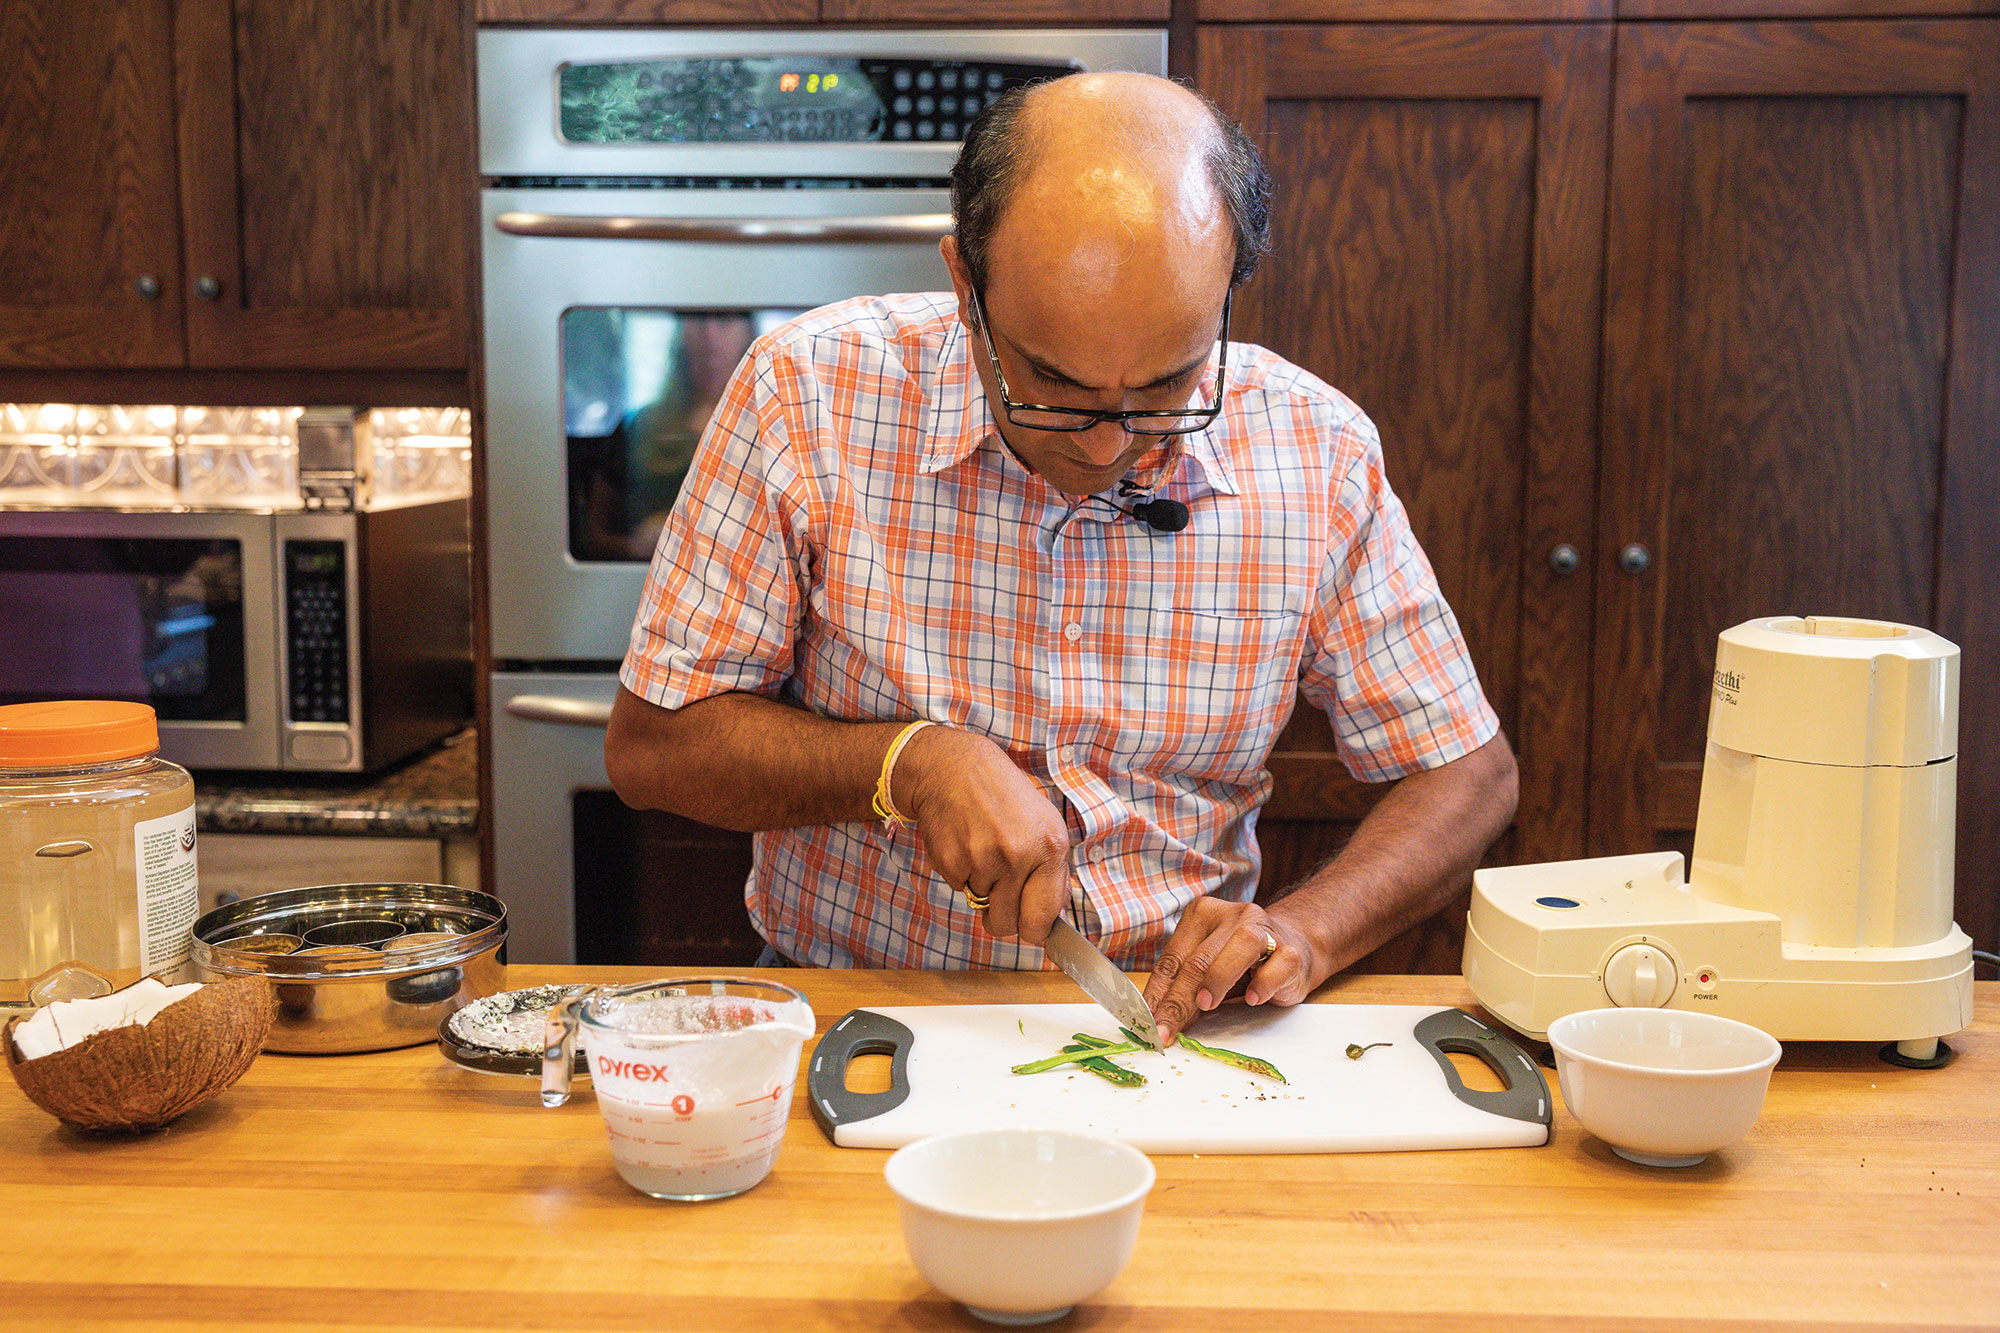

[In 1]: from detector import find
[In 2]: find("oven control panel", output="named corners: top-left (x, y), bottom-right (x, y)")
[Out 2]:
top-left (558, 55), bottom-right (1079, 146)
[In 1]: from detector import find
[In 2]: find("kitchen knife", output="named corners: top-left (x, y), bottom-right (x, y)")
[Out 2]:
top-left (1042, 917), bottom-right (1157, 1043)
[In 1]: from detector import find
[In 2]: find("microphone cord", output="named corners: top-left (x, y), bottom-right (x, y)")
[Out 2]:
top-left (1050, 489), bottom-right (1190, 541)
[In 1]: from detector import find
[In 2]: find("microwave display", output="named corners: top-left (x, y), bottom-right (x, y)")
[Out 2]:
top-left (0, 535), bottom-right (247, 721)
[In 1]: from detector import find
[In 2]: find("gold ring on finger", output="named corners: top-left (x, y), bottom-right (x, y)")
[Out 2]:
top-left (1257, 930), bottom-right (1278, 964)
top-left (964, 888), bottom-right (992, 911)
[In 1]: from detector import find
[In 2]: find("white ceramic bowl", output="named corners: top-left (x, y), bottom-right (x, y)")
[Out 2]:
top-left (884, 1128), bottom-right (1155, 1325)
top-left (1548, 1007), bottom-right (1782, 1167)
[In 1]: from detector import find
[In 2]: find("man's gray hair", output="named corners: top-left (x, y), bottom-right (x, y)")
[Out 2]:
top-left (949, 75), bottom-right (1272, 301)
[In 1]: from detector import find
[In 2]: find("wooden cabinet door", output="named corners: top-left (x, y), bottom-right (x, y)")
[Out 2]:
top-left (172, 0), bottom-right (471, 370)
top-left (0, 0), bottom-right (185, 367)
top-left (1200, 25), bottom-right (1611, 966)
top-left (1596, 21), bottom-right (2000, 950)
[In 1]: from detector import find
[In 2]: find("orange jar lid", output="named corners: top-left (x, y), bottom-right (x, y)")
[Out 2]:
top-left (0, 700), bottom-right (161, 766)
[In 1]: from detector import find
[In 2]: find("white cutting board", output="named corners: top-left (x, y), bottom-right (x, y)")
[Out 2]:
top-left (807, 1003), bottom-right (1550, 1154)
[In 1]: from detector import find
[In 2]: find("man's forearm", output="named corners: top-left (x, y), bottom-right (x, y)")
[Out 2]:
top-left (605, 687), bottom-right (905, 832)
top-left (1270, 734), bottom-right (1519, 977)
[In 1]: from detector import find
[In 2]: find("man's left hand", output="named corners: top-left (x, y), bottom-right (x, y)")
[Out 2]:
top-left (1141, 899), bottom-right (1320, 1048)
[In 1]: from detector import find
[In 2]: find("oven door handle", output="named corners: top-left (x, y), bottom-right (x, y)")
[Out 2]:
top-left (494, 211), bottom-right (954, 244)
top-left (504, 696), bottom-right (614, 728)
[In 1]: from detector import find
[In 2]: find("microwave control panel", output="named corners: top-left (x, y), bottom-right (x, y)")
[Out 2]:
top-left (284, 540), bottom-right (350, 725)
top-left (557, 55), bottom-right (1080, 147)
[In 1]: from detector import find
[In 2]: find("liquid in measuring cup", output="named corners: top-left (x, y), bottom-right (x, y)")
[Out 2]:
top-left (579, 987), bottom-right (814, 1202)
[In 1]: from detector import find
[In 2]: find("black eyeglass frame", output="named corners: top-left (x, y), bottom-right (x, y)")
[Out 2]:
top-left (967, 285), bottom-right (1231, 436)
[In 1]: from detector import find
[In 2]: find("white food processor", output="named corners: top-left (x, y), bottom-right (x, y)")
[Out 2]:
top-left (1464, 616), bottom-right (1975, 1064)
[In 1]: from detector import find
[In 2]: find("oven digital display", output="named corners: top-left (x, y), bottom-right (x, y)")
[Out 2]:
top-left (557, 55), bottom-right (1077, 146)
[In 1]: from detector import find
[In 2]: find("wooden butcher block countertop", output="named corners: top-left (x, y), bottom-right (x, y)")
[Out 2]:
top-left (3, 968), bottom-right (1995, 1332)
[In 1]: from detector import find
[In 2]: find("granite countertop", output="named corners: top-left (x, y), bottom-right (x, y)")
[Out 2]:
top-left (195, 727), bottom-right (478, 838)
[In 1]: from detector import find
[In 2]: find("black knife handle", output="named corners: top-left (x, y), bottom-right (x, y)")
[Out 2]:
top-left (1413, 1008), bottom-right (1551, 1127)
top-left (807, 1008), bottom-right (913, 1142)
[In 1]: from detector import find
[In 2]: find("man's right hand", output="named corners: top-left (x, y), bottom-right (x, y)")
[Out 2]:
top-left (893, 727), bottom-right (1072, 946)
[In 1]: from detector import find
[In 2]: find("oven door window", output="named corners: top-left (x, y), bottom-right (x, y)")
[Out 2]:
top-left (563, 307), bottom-right (801, 562)
top-left (0, 536), bottom-right (247, 720)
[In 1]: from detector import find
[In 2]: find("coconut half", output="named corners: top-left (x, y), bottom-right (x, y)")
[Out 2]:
top-left (4, 976), bottom-right (274, 1133)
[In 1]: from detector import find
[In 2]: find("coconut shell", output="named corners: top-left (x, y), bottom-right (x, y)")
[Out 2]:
top-left (3, 977), bottom-right (274, 1133)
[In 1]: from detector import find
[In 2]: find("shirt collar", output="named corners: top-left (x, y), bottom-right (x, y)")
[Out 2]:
top-left (920, 318), bottom-right (996, 475)
top-left (921, 311), bottom-right (1240, 498)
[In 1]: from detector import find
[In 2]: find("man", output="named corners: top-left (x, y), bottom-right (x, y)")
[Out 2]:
top-left (606, 72), bottom-right (1517, 1047)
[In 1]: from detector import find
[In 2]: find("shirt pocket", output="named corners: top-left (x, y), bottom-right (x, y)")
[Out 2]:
top-left (1139, 588), bottom-right (1308, 780)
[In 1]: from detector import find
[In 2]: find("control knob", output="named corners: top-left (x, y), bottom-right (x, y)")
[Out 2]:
top-left (1602, 942), bottom-right (1678, 1008)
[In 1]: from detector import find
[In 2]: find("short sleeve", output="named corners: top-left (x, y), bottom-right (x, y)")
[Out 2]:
top-left (619, 342), bottom-right (807, 710)
top-left (1297, 412), bottom-right (1501, 782)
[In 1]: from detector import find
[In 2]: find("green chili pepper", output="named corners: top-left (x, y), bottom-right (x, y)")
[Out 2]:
top-left (1011, 1041), bottom-right (1146, 1075)
top-left (1059, 1043), bottom-right (1147, 1086)
top-left (1176, 1032), bottom-right (1287, 1084)
top-left (1118, 1025), bottom-right (1163, 1051)
top-left (1076, 1056), bottom-right (1146, 1087)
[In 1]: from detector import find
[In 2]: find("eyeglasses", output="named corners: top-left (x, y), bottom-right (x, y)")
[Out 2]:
top-left (967, 285), bottom-right (1230, 436)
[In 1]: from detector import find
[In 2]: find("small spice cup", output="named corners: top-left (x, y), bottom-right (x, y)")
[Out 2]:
top-left (300, 919), bottom-right (405, 949)
top-left (541, 978), bottom-right (815, 1201)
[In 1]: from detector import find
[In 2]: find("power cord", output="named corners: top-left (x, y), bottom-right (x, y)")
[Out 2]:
top-left (1973, 949), bottom-right (1999, 976)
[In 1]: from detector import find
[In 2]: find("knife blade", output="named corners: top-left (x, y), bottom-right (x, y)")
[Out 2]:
top-left (1042, 917), bottom-right (1157, 1044)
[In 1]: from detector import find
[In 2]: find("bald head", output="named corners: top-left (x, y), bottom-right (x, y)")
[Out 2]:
top-left (988, 75), bottom-right (1231, 313)
top-left (948, 72), bottom-right (1270, 301)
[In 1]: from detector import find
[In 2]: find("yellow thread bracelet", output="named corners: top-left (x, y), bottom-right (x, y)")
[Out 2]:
top-left (872, 720), bottom-right (935, 827)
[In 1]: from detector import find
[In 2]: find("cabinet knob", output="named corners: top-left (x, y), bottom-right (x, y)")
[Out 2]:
top-left (1548, 543), bottom-right (1581, 575)
top-left (134, 274), bottom-right (161, 300)
top-left (1619, 543), bottom-right (1652, 575)
top-left (195, 274), bottom-right (223, 301)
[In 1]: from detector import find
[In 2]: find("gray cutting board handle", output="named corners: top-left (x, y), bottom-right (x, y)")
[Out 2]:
top-left (1413, 1008), bottom-right (1551, 1127)
top-left (809, 1008), bottom-right (912, 1141)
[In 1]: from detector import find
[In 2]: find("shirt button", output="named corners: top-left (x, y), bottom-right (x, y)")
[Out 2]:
top-left (1063, 622), bottom-right (1082, 642)
top-left (1088, 844), bottom-right (1109, 863)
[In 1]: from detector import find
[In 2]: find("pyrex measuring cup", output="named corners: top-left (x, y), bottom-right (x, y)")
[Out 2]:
top-left (542, 977), bottom-right (815, 1201)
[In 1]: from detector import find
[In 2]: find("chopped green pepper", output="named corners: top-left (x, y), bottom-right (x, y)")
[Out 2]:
top-left (1060, 1042), bottom-right (1147, 1087)
top-left (1010, 1040), bottom-right (1146, 1075)
top-left (1176, 1032), bottom-right (1288, 1084)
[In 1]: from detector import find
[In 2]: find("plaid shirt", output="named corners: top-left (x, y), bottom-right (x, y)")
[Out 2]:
top-left (622, 292), bottom-right (1499, 970)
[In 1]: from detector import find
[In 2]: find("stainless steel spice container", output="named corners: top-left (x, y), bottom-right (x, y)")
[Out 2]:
top-left (191, 884), bottom-right (505, 1053)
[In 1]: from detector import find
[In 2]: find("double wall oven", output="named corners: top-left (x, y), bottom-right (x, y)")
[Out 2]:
top-left (477, 28), bottom-right (1168, 963)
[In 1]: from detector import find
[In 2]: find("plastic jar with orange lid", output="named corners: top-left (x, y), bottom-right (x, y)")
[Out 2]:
top-left (0, 701), bottom-right (199, 1013)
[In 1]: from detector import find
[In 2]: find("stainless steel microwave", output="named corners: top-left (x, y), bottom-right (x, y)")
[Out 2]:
top-left (0, 500), bottom-right (471, 772)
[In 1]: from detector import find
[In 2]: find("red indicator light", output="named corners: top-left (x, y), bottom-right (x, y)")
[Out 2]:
top-left (779, 72), bottom-right (800, 93)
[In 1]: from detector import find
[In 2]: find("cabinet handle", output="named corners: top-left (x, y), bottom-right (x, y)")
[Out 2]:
top-left (1548, 544), bottom-right (1581, 575)
top-left (195, 274), bottom-right (223, 301)
top-left (1619, 543), bottom-right (1652, 575)
top-left (134, 274), bottom-right (161, 300)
